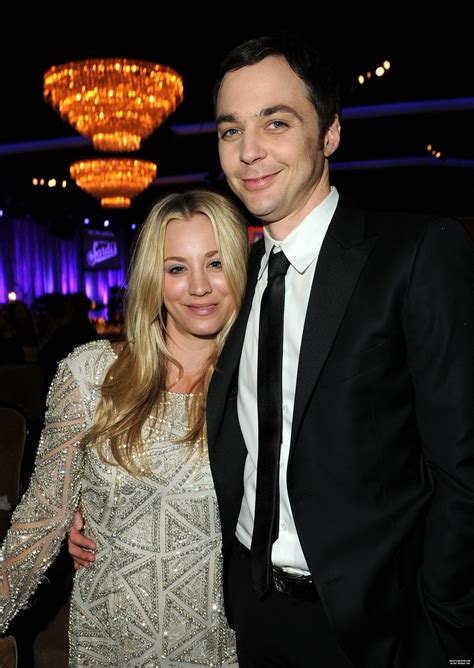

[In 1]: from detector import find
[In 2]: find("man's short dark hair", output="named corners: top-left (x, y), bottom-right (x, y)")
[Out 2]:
top-left (213, 33), bottom-right (340, 136)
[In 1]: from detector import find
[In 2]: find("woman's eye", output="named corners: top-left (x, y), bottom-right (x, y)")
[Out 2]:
top-left (209, 260), bottom-right (222, 269)
top-left (168, 265), bottom-right (184, 274)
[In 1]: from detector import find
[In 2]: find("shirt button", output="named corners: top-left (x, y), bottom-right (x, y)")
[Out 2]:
top-left (280, 522), bottom-right (288, 531)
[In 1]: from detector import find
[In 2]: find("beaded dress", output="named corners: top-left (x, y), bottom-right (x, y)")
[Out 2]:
top-left (0, 340), bottom-right (237, 666)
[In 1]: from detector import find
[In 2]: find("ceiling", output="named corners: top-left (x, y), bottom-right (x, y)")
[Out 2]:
top-left (1, 22), bottom-right (473, 235)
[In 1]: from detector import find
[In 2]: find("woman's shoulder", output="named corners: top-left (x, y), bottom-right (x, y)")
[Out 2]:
top-left (45, 340), bottom-right (117, 418)
top-left (67, 338), bottom-right (115, 361)
top-left (62, 339), bottom-right (117, 385)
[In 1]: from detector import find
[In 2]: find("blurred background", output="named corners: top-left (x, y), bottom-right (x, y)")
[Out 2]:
top-left (1, 20), bottom-right (473, 322)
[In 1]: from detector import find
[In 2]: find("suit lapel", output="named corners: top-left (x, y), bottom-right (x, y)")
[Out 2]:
top-left (207, 239), bottom-right (264, 451)
top-left (290, 199), bottom-right (377, 448)
top-left (207, 198), bottom-right (377, 454)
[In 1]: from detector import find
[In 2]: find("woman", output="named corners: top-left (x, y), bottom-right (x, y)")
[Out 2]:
top-left (0, 190), bottom-right (248, 666)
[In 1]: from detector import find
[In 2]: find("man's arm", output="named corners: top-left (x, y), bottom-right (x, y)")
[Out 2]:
top-left (404, 217), bottom-right (474, 659)
top-left (68, 508), bottom-right (96, 570)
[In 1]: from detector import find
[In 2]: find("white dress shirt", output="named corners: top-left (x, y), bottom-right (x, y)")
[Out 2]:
top-left (236, 187), bottom-right (339, 572)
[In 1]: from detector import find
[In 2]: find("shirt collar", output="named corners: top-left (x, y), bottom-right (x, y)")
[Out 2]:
top-left (258, 186), bottom-right (339, 280)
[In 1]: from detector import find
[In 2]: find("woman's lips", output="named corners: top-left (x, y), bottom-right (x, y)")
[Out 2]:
top-left (187, 304), bottom-right (218, 316)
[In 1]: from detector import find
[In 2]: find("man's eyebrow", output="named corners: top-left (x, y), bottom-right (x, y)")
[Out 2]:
top-left (216, 113), bottom-right (238, 126)
top-left (216, 105), bottom-right (303, 126)
top-left (261, 104), bottom-right (303, 121)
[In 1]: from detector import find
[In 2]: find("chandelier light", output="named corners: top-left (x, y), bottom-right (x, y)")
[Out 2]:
top-left (44, 58), bottom-right (183, 152)
top-left (70, 158), bottom-right (157, 208)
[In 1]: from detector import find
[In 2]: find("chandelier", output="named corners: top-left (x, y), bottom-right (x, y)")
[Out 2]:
top-left (70, 158), bottom-right (157, 208)
top-left (44, 58), bottom-right (183, 152)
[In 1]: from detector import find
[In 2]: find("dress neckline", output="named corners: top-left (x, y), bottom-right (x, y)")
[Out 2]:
top-left (163, 389), bottom-right (195, 398)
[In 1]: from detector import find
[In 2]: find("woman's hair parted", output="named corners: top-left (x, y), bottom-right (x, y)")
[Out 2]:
top-left (83, 189), bottom-right (248, 475)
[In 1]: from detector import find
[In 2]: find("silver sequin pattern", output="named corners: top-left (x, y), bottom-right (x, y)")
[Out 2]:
top-left (1, 340), bottom-right (237, 666)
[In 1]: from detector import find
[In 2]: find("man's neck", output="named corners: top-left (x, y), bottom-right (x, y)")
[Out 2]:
top-left (265, 172), bottom-right (331, 241)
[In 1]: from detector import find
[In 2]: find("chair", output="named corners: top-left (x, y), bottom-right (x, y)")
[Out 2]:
top-left (0, 364), bottom-right (45, 488)
top-left (0, 635), bottom-right (17, 668)
top-left (0, 363), bottom-right (44, 421)
top-left (0, 406), bottom-right (27, 539)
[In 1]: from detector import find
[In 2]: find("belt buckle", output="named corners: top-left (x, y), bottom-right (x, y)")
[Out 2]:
top-left (272, 568), bottom-right (289, 595)
top-left (272, 567), bottom-right (318, 601)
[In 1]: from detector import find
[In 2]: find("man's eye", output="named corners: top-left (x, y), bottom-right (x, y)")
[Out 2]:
top-left (221, 128), bottom-right (240, 139)
top-left (268, 120), bottom-right (288, 130)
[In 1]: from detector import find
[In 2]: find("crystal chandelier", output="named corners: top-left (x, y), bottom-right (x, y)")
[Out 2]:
top-left (44, 58), bottom-right (183, 152)
top-left (70, 158), bottom-right (157, 208)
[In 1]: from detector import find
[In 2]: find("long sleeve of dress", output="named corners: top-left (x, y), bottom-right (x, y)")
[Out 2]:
top-left (0, 357), bottom-right (88, 633)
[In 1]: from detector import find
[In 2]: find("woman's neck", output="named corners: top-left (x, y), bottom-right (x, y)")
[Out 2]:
top-left (165, 335), bottom-right (214, 393)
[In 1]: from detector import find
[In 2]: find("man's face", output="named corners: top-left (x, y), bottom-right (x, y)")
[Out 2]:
top-left (216, 56), bottom-right (340, 233)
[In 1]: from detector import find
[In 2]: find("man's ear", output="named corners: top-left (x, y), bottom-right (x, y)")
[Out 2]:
top-left (323, 114), bottom-right (341, 157)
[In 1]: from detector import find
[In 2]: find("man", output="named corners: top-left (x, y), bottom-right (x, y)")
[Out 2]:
top-left (69, 35), bottom-right (474, 666)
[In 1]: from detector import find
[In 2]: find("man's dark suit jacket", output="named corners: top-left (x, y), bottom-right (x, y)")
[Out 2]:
top-left (207, 196), bottom-right (474, 667)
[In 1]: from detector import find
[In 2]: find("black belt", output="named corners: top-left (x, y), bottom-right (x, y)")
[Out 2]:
top-left (272, 566), bottom-right (319, 601)
top-left (238, 541), bottom-right (319, 602)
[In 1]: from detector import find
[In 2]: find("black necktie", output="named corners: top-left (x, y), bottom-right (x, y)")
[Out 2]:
top-left (251, 247), bottom-right (291, 597)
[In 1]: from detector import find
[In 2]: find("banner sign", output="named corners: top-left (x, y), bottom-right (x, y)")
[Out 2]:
top-left (83, 228), bottom-right (120, 270)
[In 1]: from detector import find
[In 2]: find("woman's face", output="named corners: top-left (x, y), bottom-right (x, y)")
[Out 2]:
top-left (163, 213), bottom-right (234, 343)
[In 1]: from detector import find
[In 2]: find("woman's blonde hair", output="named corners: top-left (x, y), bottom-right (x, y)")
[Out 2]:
top-left (84, 189), bottom-right (248, 474)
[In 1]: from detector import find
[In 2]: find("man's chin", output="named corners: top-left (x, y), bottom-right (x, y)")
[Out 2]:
top-left (227, 180), bottom-right (277, 221)
top-left (241, 196), bottom-right (276, 222)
